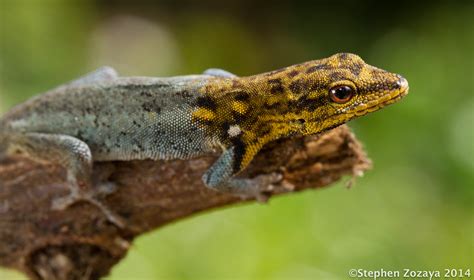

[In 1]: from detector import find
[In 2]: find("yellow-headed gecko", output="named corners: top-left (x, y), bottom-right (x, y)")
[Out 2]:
top-left (0, 53), bottom-right (409, 227)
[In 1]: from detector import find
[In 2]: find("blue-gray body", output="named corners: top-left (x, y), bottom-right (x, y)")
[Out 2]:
top-left (0, 75), bottom-right (218, 161)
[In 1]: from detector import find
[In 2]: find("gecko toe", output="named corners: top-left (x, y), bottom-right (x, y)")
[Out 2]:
top-left (51, 190), bottom-right (125, 228)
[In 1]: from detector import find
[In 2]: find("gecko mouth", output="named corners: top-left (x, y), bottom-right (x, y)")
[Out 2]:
top-left (348, 78), bottom-right (409, 116)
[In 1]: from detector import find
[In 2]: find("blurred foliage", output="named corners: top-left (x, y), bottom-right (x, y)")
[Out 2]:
top-left (0, 0), bottom-right (473, 279)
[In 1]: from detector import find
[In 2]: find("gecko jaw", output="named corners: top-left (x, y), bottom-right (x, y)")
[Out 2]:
top-left (343, 78), bottom-right (409, 116)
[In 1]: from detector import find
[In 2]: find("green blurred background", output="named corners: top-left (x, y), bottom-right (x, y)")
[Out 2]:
top-left (1, 0), bottom-right (473, 279)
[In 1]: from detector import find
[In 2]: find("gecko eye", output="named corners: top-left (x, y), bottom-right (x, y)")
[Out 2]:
top-left (329, 85), bottom-right (355, 104)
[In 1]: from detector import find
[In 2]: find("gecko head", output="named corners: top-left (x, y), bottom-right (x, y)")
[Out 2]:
top-left (193, 53), bottom-right (408, 146)
top-left (285, 53), bottom-right (409, 134)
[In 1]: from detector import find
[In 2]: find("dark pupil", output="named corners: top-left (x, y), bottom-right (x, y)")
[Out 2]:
top-left (334, 86), bottom-right (352, 99)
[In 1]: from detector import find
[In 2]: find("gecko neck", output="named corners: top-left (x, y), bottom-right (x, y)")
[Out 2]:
top-left (194, 74), bottom-right (313, 145)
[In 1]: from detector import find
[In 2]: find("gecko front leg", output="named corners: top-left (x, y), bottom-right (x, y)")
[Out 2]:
top-left (6, 132), bottom-right (124, 227)
top-left (202, 146), bottom-right (282, 202)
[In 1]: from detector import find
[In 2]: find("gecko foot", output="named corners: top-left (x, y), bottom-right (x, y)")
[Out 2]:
top-left (51, 182), bottom-right (125, 228)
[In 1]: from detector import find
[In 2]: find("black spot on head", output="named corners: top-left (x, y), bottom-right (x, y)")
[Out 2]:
top-left (309, 95), bottom-right (327, 110)
top-left (292, 97), bottom-right (309, 110)
top-left (271, 85), bottom-right (284, 94)
top-left (349, 63), bottom-right (363, 76)
top-left (234, 91), bottom-right (250, 101)
top-left (329, 72), bottom-right (344, 81)
top-left (292, 95), bottom-right (326, 111)
top-left (309, 82), bottom-right (325, 92)
top-left (339, 53), bottom-right (349, 60)
top-left (268, 78), bottom-right (284, 94)
top-left (265, 67), bottom-right (286, 76)
top-left (306, 63), bottom-right (331, 73)
top-left (196, 96), bottom-right (217, 110)
top-left (232, 79), bottom-right (242, 88)
top-left (287, 70), bottom-right (299, 78)
top-left (289, 79), bottom-right (309, 94)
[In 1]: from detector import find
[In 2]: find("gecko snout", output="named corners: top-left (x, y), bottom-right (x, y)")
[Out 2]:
top-left (396, 75), bottom-right (409, 94)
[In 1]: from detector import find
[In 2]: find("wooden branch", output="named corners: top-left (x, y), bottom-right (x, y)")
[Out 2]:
top-left (0, 125), bottom-right (371, 280)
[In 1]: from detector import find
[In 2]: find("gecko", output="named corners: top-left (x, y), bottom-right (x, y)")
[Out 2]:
top-left (0, 53), bottom-right (408, 227)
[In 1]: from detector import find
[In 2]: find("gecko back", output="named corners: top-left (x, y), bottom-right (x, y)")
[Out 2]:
top-left (1, 74), bottom-right (218, 162)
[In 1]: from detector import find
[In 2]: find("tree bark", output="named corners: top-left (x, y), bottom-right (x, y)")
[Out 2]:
top-left (0, 125), bottom-right (371, 280)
